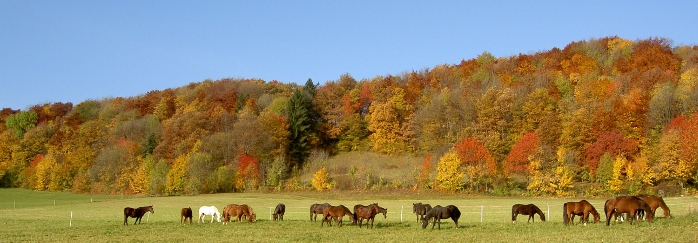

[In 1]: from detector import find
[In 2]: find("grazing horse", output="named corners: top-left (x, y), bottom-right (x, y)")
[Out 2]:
top-left (354, 203), bottom-right (379, 228)
top-left (413, 203), bottom-right (432, 222)
top-left (273, 203), bottom-right (286, 221)
top-left (198, 206), bottom-right (221, 223)
top-left (310, 203), bottom-right (330, 221)
top-left (322, 205), bottom-right (355, 227)
top-left (638, 195), bottom-right (671, 219)
top-left (180, 207), bottom-right (193, 225)
top-left (604, 196), bottom-right (654, 226)
top-left (563, 200), bottom-right (599, 226)
top-left (512, 204), bottom-right (545, 223)
top-left (222, 204), bottom-right (256, 224)
top-left (421, 205), bottom-right (460, 229)
top-left (123, 205), bottom-right (154, 225)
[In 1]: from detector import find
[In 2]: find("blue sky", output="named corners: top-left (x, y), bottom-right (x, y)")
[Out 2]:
top-left (1, 1), bottom-right (696, 110)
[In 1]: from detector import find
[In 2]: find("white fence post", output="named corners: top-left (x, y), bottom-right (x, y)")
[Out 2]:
top-left (547, 204), bottom-right (550, 222)
top-left (400, 205), bottom-right (404, 222)
top-left (481, 205), bottom-right (484, 222)
top-left (269, 207), bottom-right (273, 220)
top-left (70, 211), bottom-right (73, 227)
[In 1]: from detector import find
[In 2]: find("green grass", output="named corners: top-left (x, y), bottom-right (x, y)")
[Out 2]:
top-left (1, 188), bottom-right (697, 242)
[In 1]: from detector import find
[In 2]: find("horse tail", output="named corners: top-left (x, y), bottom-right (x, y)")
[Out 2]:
top-left (563, 203), bottom-right (569, 225)
top-left (511, 205), bottom-right (516, 222)
top-left (603, 199), bottom-right (611, 226)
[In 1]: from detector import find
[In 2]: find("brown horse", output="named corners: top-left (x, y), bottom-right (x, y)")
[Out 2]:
top-left (222, 204), bottom-right (256, 224)
top-left (604, 196), bottom-right (654, 226)
top-left (413, 203), bottom-right (432, 222)
top-left (273, 203), bottom-right (286, 221)
top-left (354, 203), bottom-right (379, 228)
top-left (123, 205), bottom-right (154, 225)
top-left (421, 205), bottom-right (460, 229)
top-left (322, 205), bottom-right (355, 227)
top-left (512, 204), bottom-right (545, 223)
top-left (563, 200), bottom-right (599, 226)
top-left (180, 207), bottom-right (193, 225)
top-left (310, 203), bottom-right (330, 221)
top-left (638, 195), bottom-right (671, 219)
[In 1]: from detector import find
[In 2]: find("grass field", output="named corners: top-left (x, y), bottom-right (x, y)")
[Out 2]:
top-left (1, 189), bottom-right (697, 242)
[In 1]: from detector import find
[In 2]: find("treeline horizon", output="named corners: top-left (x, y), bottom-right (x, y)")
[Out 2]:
top-left (1, 36), bottom-right (697, 196)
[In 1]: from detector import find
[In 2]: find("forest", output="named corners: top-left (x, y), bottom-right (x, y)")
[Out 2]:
top-left (1, 37), bottom-right (697, 197)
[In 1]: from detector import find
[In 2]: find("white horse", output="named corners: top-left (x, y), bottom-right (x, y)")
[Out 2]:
top-left (198, 206), bottom-right (221, 223)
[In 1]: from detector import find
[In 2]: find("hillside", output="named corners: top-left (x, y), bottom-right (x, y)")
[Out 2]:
top-left (1, 36), bottom-right (697, 197)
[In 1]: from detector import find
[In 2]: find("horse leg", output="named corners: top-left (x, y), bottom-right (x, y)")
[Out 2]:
top-left (512, 213), bottom-right (517, 223)
top-left (124, 215), bottom-right (128, 225)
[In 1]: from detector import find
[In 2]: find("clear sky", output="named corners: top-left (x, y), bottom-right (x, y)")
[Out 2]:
top-left (1, 1), bottom-right (696, 110)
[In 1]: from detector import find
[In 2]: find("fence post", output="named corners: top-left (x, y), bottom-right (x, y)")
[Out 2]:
top-left (70, 211), bottom-right (73, 227)
top-left (547, 204), bottom-right (550, 222)
top-left (401, 205), bottom-right (403, 222)
top-left (269, 207), bottom-right (273, 220)
top-left (481, 205), bottom-right (484, 223)
top-left (54, 200), bottom-right (56, 206)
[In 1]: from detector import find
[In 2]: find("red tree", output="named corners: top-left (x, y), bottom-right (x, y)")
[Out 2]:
top-left (505, 133), bottom-right (540, 174)
top-left (584, 129), bottom-right (639, 176)
top-left (454, 137), bottom-right (497, 175)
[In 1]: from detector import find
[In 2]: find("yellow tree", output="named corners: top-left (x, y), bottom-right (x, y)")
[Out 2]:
top-left (435, 151), bottom-right (464, 192)
top-left (166, 154), bottom-right (189, 195)
top-left (367, 102), bottom-right (405, 154)
top-left (311, 167), bottom-right (332, 191)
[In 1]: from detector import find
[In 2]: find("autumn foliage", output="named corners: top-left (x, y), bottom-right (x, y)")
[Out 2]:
top-left (1, 37), bottom-right (698, 196)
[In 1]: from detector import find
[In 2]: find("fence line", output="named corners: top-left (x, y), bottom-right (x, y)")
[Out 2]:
top-left (265, 202), bottom-right (697, 223)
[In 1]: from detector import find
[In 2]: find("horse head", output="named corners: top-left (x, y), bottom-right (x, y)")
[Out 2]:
top-left (420, 217), bottom-right (429, 229)
top-left (250, 213), bottom-right (257, 222)
top-left (216, 210), bottom-right (222, 223)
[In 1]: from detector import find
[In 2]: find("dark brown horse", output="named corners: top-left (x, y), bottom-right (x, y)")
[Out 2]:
top-left (123, 205), bottom-right (154, 225)
top-left (354, 203), bottom-right (379, 228)
top-left (222, 204), bottom-right (257, 224)
top-left (413, 203), bottom-right (432, 222)
top-left (512, 204), bottom-right (545, 223)
top-left (322, 205), bottom-right (355, 227)
top-left (563, 200), bottom-right (599, 226)
top-left (604, 196), bottom-right (654, 226)
top-left (273, 203), bottom-right (286, 221)
top-left (421, 205), bottom-right (461, 229)
top-left (310, 203), bottom-right (330, 221)
top-left (638, 195), bottom-right (671, 219)
top-left (180, 207), bottom-right (193, 225)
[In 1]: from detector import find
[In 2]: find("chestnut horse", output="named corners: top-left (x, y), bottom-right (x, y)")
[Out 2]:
top-left (421, 205), bottom-right (460, 229)
top-left (413, 203), bottom-right (432, 222)
top-left (354, 203), bottom-right (379, 228)
top-left (638, 195), bottom-right (671, 219)
top-left (123, 205), bottom-right (154, 225)
top-left (273, 203), bottom-right (286, 221)
top-left (563, 200), bottom-right (599, 226)
top-left (322, 205), bottom-right (355, 227)
top-left (222, 204), bottom-right (256, 224)
top-left (604, 196), bottom-right (654, 226)
top-left (512, 204), bottom-right (545, 223)
top-left (180, 207), bottom-right (193, 225)
top-left (310, 203), bottom-right (330, 221)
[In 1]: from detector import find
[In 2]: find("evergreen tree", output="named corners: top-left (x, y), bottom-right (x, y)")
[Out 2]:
top-left (286, 79), bottom-right (318, 170)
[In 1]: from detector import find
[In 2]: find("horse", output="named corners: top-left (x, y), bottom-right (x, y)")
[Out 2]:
top-left (563, 200), bottom-right (599, 226)
top-left (512, 204), bottom-right (545, 223)
top-left (123, 205), bottom-right (154, 225)
top-left (354, 203), bottom-right (379, 228)
top-left (421, 205), bottom-right (460, 229)
top-left (198, 205), bottom-right (221, 223)
top-left (377, 206), bottom-right (388, 219)
top-left (604, 196), bottom-right (654, 226)
top-left (180, 207), bottom-right (193, 225)
top-left (273, 203), bottom-right (286, 221)
top-left (413, 203), bottom-right (432, 222)
top-left (310, 203), bottom-right (330, 221)
top-left (638, 195), bottom-right (671, 219)
top-left (222, 204), bottom-right (256, 224)
top-left (322, 205), bottom-right (355, 227)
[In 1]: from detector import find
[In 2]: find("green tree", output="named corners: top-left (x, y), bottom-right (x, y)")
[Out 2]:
top-left (286, 89), bottom-right (312, 169)
top-left (5, 111), bottom-right (38, 138)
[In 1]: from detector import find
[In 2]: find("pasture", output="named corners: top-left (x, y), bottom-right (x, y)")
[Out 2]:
top-left (1, 189), bottom-right (697, 242)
